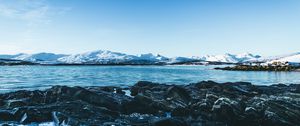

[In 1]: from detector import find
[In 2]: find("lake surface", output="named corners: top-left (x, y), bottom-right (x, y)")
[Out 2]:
top-left (0, 65), bottom-right (300, 93)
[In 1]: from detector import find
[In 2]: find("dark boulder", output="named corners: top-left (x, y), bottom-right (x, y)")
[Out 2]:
top-left (290, 84), bottom-right (300, 93)
top-left (171, 107), bottom-right (190, 117)
top-left (194, 81), bottom-right (219, 89)
top-left (166, 86), bottom-right (191, 104)
top-left (116, 88), bottom-right (126, 95)
top-left (0, 110), bottom-right (14, 121)
top-left (14, 107), bottom-right (53, 124)
top-left (211, 98), bottom-right (243, 125)
top-left (122, 94), bottom-right (167, 114)
top-left (152, 118), bottom-right (188, 126)
top-left (130, 81), bottom-right (160, 96)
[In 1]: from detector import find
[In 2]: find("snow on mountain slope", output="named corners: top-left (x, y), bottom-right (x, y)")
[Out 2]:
top-left (278, 55), bottom-right (300, 63)
top-left (13, 53), bottom-right (67, 63)
top-left (202, 53), bottom-right (238, 63)
top-left (269, 52), bottom-right (300, 63)
top-left (136, 53), bottom-right (169, 62)
top-left (236, 53), bottom-right (261, 61)
top-left (57, 50), bottom-right (137, 64)
top-left (248, 52), bottom-right (300, 63)
top-left (200, 53), bottom-right (261, 63)
top-left (0, 53), bottom-right (26, 59)
top-left (58, 50), bottom-right (172, 64)
top-left (168, 57), bottom-right (197, 63)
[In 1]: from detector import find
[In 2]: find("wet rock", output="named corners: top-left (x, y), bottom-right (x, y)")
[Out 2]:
top-left (244, 107), bottom-right (259, 117)
top-left (171, 107), bottom-right (190, 117)
top-left (211, 98), bottom-right (243, 125)
top-left (6, 99), bottom-right (27, 108)
top-left (13, 107), bottom-right (52, 124)
top-left (152, 118), bottom-right (188, 126)
top-left (263, 110), bottom-right (290, 126)
top-left (166, 86), bottom-right (191, 104)
top-left (130, 81), bottom-right (160, 96)
top-left (18, 112), bottom-right (48, 124)
top-left (0, 99), bottom-right (4, 107)
top-left (261, 100), bottom-right (300, 126)
top-left (0, 110), bottom-right (14, 121)
top-left (52, 111), bottom-right (80, 126)
top-left (45, 86), bottom-right (121, 111)
top-left (195, 81), bottom-right (219, 89)
top-left (290, 84), bottom-right (300, 93)
top-left (100, 86), bottom-right (115, 92)
top-left (116, 88), bottom-right (126, 95)
top-left (122, 94), bottom-right (167, 114)
top-left (243, 107), bottom-right (262, 125)
top-left (0, 81), bottom-right (299, 125)
top-left (124, 113), bottom-right (155, 125)
top-left (1, 124), bottom-right (11, 126)
top-left (52, 111), bottom-right (67, 126)
top-left (73, 87), bottom-right (120, 111)
top-left (205, 93), bottom-right (219, 105)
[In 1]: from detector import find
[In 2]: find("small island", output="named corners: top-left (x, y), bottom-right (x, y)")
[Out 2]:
top-left (215, 61), bottom-right (300, 71)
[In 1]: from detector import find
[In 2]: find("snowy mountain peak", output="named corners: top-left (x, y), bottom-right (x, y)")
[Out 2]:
top-left (236, 52), bottom-right (260, 58)
top-left (82, 50), bottom-right (130, 59)
top-left (201, 53), bottom-right (261, 63)
top-left (57, 50), bottom-right (136, 64)
top-left (137, 53), bottom-right (169, 61)
top-left (269, 53), bottom-right (300, 63)
top-left (168, 56), bottom-right (197, 63)
top-left (13, 53), bottom-right (66, 61)
top-left (12, 53), bottom-right (67, 63)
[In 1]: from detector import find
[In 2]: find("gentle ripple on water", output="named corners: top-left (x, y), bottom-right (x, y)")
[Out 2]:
top-left (0, 65), bottom-right (300, 93)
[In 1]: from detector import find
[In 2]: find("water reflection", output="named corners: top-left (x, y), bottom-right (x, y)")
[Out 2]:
top-left (0, 65), bottom-right (299, 93)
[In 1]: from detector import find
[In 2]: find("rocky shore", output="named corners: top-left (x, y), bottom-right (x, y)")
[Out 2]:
top-left (215, 65), bottom-right (299, 71)
top-left (0, 81), bottom-right (300, 126)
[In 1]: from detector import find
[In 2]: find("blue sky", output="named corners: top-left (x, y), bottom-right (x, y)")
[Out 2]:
top-left (0, 0), bottom-right (299, 57)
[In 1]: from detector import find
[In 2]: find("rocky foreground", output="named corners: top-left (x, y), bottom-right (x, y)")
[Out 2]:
top-left (0, 81), bottom-right (300, 126)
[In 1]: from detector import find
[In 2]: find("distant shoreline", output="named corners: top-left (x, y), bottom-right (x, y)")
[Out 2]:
top-left (215, 65), bottom-right (300, 72)
top-left (0, 61), bottom-right (235, 66)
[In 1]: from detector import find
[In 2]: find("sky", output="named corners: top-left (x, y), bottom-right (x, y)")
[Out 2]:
top-left (0, 0), bottom-right (299, 57)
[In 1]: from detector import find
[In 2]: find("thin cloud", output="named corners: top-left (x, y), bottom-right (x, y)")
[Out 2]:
top-left (0, 0), bottom-right (72, 55)
top-left (0, 0), bottom-right (71, 26)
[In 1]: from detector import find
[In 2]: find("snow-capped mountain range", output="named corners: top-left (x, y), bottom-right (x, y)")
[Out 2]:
top-left (0, 50), bottom-right (299, 65)
top-left (199, 53), bottom-right (261, 63)
top-left (274, 53), bottom-right (300, 63)
top-left (0, 50), bottom-right (177, 65)
top-left (261, 52), bottom-right (300, 64)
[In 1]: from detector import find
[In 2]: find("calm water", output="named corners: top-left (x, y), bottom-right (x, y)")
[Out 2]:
top-left (0, 65), bottom-right (300, 93)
